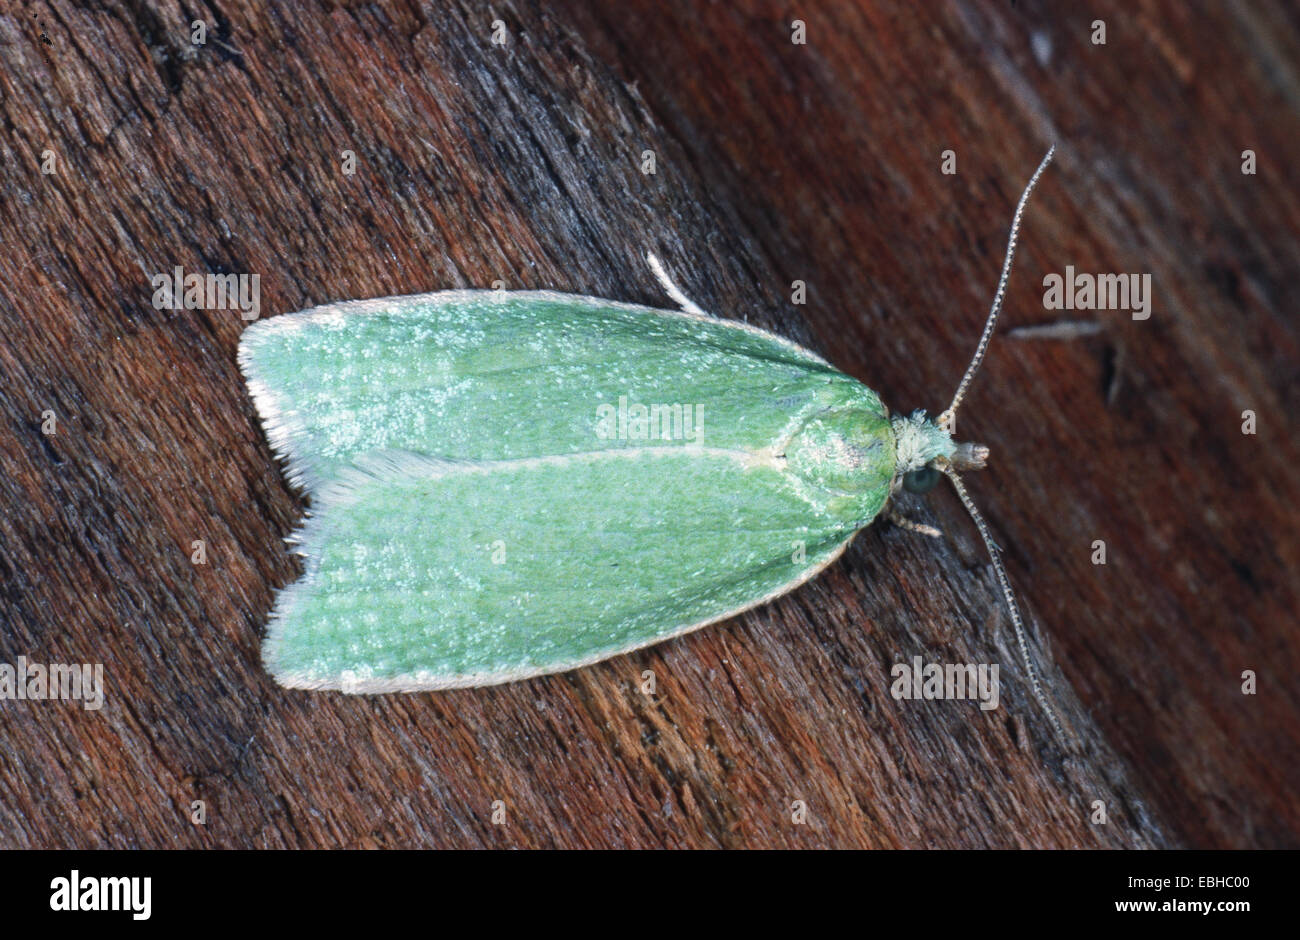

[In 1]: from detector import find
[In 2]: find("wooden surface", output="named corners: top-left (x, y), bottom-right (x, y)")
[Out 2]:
top-left (0, 0), bottom-right (1295, 848)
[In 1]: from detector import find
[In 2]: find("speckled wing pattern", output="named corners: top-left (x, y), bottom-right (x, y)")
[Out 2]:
top-left (238, 292), bottom-right (896, 691)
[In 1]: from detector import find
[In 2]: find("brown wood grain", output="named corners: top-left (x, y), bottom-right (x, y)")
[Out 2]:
top-left (0, 0), bottom-right (1295, 848)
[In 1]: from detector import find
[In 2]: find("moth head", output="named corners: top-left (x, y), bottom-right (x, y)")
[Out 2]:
top-left (891, 410), bottom-right (988, 495)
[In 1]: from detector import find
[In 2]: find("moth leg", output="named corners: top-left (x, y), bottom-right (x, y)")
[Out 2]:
top-left (646, 252), bottom-right (709, 317)
top-left (888, 509), bottom-right (942, 538)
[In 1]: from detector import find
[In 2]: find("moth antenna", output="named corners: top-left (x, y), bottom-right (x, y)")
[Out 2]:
top-left (646, 252), bottom-right (708, 317)
top-left (941, 466), bottom-right (1066, 741)
top-left (939, 145), bottom-right (1055, 435)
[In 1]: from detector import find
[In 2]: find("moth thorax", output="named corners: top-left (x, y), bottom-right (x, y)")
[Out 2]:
top-left (783, 408), bottom-right (889, 495)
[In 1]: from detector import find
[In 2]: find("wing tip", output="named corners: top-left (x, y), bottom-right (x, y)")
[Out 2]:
top-left (237, 322), bottom-right (324, 496)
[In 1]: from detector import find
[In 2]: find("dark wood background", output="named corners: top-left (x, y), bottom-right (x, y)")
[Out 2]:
top-left (0, 0), bottom-right (1295, 848)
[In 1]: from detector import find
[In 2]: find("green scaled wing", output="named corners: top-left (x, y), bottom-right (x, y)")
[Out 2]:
top-left (240, 292), bottom-right (840, 490)
top-left (239, 292), bottom-right (898, 691)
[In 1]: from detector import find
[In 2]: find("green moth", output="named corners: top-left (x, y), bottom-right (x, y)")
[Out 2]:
top-left (240, 149), bottom-right (1062, 734)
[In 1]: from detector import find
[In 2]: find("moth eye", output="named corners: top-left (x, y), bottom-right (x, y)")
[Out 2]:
top-left (903, 466), bottom-right (941, 494)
